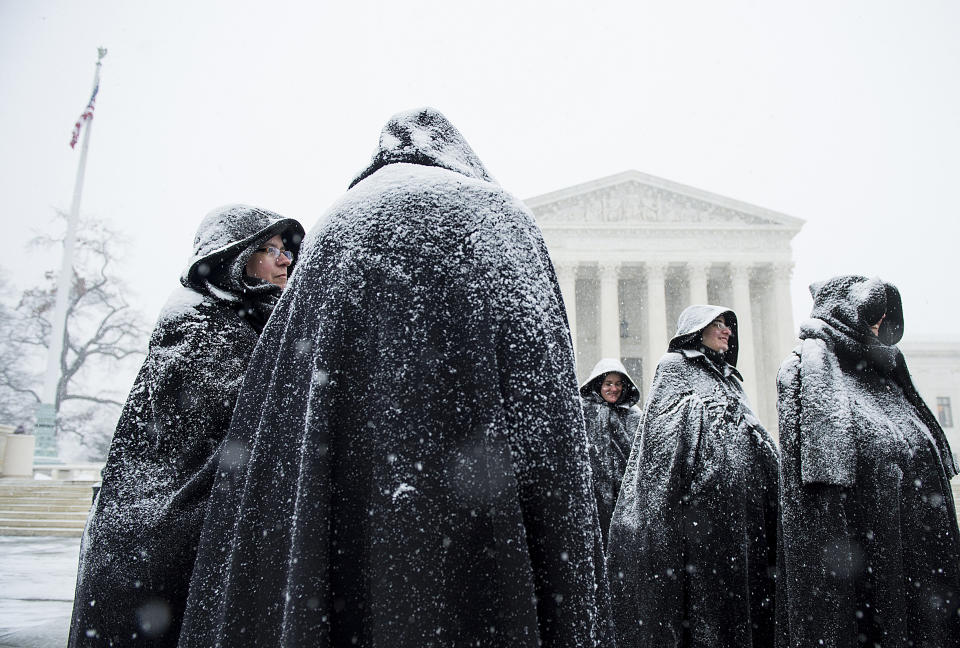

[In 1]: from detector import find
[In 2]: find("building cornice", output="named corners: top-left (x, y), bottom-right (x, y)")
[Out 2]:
top-left (900, 341), bottom-right (960, 360)
top-left (524, 169), bottom-right (804, 234)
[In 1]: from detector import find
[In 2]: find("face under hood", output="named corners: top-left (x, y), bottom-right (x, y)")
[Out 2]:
top-left (181, 204), bottom-right (305, 297)
top-left (808, 275), bottom-right (904, 345)
top-left (349, 107), bottom-right (495, 188)
top-left (579, 358), bottom-right (641, 407)
top-left (667, 304), bottom-right (739, 367)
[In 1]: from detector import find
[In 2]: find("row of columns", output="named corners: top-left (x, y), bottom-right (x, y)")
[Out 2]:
top-left (554, 260), bottom-right (796, 420)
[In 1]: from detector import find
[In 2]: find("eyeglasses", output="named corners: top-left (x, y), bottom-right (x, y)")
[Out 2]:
top-left (709, 320), bottom-right (732, 332)
top-left (255, 246), bottom-right (294, 261)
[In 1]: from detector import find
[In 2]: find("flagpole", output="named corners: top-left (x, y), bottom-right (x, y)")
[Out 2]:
top-left (34, 47), bottom-right (108, 460)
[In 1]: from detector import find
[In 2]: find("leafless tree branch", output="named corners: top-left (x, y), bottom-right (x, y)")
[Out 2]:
top-left (0, 213), bottom-right (149, 457)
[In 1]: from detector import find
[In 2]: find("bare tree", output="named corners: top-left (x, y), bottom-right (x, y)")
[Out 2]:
top-left (0, 214), bottom-right (149, 458)
top-left (0, 277), bottom-right (37, 429)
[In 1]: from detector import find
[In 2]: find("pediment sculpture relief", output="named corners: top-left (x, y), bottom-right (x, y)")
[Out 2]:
top-left (530, 182), bottom-right (775, 226)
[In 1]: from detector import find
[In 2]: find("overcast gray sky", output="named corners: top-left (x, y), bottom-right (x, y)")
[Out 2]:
top-left (2, 0), bottom-right (958, 342)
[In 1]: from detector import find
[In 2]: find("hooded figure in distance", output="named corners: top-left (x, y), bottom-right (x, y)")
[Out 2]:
top-left (776, 275), bottom-right (960, 647)
top-left (179, 108), bottom-right (614, 648)
top-left (68, 205), bottom-right (304, 647)
top-left (608, 304), bottom-right (780, 648)
top-left (579, 358), bottom-right (642, 548)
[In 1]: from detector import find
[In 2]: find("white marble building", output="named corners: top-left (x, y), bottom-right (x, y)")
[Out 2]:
top-left (525, 170), bottom-right (804, 435)
top-left (900, 341), bottom-right (960, 459)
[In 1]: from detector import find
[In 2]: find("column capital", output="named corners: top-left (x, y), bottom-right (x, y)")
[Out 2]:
top-left (598, 261), bottom-right (622, 279)
top-left (645, 260), bottom-right (668, 278)
top-left (730, 263), bottom-right (754, 282)
top-left (554, 263), bottom-right (579, 283)
top-left (686, 261), bottom-right (710, 277)
top-left (772, 261), bottom-right (795, 280)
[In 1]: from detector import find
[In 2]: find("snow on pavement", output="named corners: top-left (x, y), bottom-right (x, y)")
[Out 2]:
top-left (0, 536), bottom-right (80, 648)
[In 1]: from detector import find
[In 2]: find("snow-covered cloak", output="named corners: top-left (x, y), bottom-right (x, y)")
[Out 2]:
top-left (776, 275), bottom-right (960, 648)
top-left (608, 304), bottom-right (779, 648)
top-left (179, 107), bottom-right (614, 648)
top-left (67, 205), bottom-right (303, 647)
top-left (579, 358), bottom-right (642, 548)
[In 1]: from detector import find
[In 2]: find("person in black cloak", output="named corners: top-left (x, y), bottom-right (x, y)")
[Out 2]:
top-left (178, 107), bottom-right (615, 648)
top-left (607, 304), bottom-right (779, 648)
top-left (579, 358), bottom-right (642, 548)
top-left (776, 275), bottom-right (960, 648)
top-left (67, 205), bottom-right (304, 647)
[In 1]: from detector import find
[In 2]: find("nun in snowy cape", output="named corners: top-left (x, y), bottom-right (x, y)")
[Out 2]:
top-left (776, 275), bottom-right (960, 648)
top-left (607, 304), bottom-right (779, 648)
top-left (579, 358), bottom-right (642, 548)
top-left (67, 205), bottom-right (304, 648)
top-left (179, 108), bottom-right (615, 648)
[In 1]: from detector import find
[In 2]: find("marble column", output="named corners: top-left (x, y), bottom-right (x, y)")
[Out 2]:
top-left (555, 263), bottom-right (578, 354)
top-left (598, 262), bottom-right (621, 360)
top-left (772, 262), bottom-right (796, 357)
top-left (687, 262), bottom-right (710, 307)
top-left (645, 261), bottom-right (668, 390)
top-left (731, 264), bottom-right (759, 409)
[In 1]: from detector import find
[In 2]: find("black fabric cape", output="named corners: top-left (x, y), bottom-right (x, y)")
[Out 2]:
top-left (179, 107), bottom-right (614, 648)
top-left (776, 275), bottom-right (960, 647)
top-left (608, 304), bottom-right (779, 648)
top-left (579, 358), bottom-right (642, 548)
top-left (67, 287), bottom-right (260, 647)
top-left (68, 204), bottom-right (301, 647)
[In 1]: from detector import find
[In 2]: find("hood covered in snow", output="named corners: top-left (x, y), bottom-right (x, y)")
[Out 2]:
top-left (579, 358), bottom-right (641, 407)
top-left (667, 304), bottom-right (739, 367)
top-left (181, 204), bottom-right (305, 297)
top-left (349, 107), bottom-right (495, 189)
top-left (808, 275), bottom-right (904, 345)
top-left (178, 109), bottom-right (615, 647)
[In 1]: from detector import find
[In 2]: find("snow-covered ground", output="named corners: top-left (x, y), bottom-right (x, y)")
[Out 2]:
top-left (0, 536), bottom-right (80, 648)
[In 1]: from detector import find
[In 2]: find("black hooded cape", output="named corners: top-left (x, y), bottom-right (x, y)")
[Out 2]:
top-left (67, 205), bottom-right (302, 647)
top-left (579, 358), bottom-right (642, 548)
top-left (179, 108), bottom-right (614, 648)
top-left (608, 304), bottom-right (779, 648)
top-left (776, 275), bottom-right (960, 647)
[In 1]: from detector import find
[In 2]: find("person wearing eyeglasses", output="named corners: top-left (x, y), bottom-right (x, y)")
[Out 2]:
top-left (68, 205), bottom-right (304, 648)
top-left (179, 108), bottom-right (615, 648)
top-left (245, 236), bottom-right (294, 290)
top-left (776, 276), bottom-right (960, 647)
top-left (608, 304), bottom-right (779, 648)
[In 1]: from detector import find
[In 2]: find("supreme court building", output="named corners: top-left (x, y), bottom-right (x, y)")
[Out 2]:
top-left (525, 170), bottom-right (804, 435)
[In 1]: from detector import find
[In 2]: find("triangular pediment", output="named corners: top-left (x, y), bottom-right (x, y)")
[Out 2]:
top-left (524, 170), bottom-right (803, 230)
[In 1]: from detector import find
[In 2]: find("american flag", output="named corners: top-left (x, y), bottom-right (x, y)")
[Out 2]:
top-left (69, 84), bottom-right (99, 149)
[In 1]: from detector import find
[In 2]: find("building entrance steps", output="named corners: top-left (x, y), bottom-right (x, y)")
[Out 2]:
top-left (0, 479), bottom-right (95, 537)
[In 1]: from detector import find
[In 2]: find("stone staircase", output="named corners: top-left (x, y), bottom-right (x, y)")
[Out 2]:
top-left (0, 479), bottom-right (96, 537)
top-left (0, 477), bottom-right (957, 538)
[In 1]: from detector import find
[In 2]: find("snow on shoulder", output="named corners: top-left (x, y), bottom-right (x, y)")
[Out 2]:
top-left (178, 107), bottom-right (614, 648)
top-left (157, 285), bottom-right (206, 322)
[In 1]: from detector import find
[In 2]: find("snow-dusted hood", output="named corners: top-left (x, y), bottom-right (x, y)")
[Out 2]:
top-left (579, 358), bottom-right (641, 407)
top-left (794, 274), bottom-right (956, 488)
top-left (349, 107), bottom-right (495, 188)
top-left (181, 204), bottom-right (305, 296)
top-left (808, 275), bottom-right (904, 345)
top-left (668, 304), bottom-right (739, 367)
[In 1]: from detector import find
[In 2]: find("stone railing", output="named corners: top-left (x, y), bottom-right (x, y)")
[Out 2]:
top-left (1, 428), bottom-right (105, 481)
top-left (32, 463), bottom-right (104, 482)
